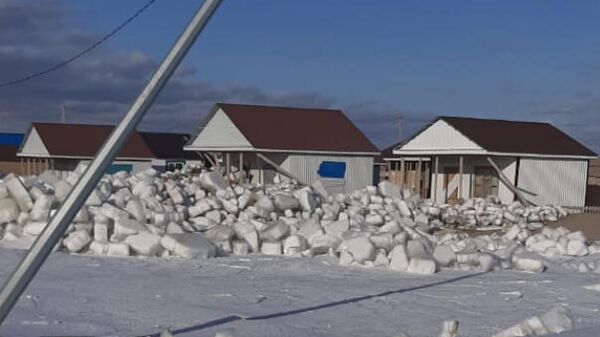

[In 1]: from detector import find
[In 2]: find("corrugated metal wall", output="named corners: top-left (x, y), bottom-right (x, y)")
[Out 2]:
top-left (282, 153), bottom-right (373, 193)
top-left (517, 158), bottom-right (588, 207)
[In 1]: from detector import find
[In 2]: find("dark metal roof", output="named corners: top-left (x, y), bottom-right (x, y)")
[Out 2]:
top-left (216, 103), bottom-right (379, 154)
top-left (140, 132), bottom-right (199, 160)
top-left (439, 116), bottom-right (597, 157)
top-left (0, 145), bottom-right (19, 162)
top-left (24, 123), bottom-right (200, 160)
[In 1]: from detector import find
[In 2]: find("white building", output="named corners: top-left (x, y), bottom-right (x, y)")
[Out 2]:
top-left (17, 123), bottom-right (203, 175)
top-left (390, 116), bottom-right (597, 207)
top-left (184, 103), bottom-right (380, 193)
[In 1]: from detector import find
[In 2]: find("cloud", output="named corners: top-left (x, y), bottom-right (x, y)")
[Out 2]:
top-left (344, 101), bottom-right (434, 149)
top-left (531, 96), bottom-right (600, 152)
top-left (0, 0), bottom-right (429, 153)
top-left (0, 0), bottom-right (335, 136)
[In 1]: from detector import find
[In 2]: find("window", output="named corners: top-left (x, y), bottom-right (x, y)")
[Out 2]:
top-left (318, 161), bottom-right (346, 179)
top-left (166, 161), bottom-right (185, 172)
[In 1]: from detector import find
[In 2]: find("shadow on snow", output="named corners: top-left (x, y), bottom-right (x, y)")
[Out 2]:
top-left (139, 271), bottom-right (487, 337)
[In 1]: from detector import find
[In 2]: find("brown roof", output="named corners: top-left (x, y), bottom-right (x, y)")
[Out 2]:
top-left (140, 132), bottom-right (198, 160)
top-left (216, 103), bottom-right (379, 154)
top-left (25, 123), bottom-right (199, 160)
top-left (0, 145), bottom-right (19, 162)
top-left (439, 116), bottom-right (596, 157)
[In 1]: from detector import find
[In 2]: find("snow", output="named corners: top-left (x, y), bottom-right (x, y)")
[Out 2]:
top-left (1, 247), bottom-right (599, 337)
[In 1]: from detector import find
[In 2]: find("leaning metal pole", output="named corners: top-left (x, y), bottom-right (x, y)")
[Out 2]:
top-left (0, 0), bottom-right (222, 326)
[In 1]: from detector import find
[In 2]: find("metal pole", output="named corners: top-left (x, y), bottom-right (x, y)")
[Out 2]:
top-left (256, 153), bottom-right (308, 186)
top-left (0, 0), bottom-right (222, 326)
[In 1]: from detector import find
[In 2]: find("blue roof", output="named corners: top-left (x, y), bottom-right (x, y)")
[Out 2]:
top-left (0, 133), bottom-right (24, 146)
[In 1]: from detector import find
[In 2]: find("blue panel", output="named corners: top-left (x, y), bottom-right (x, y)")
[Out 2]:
top-left (0, 133), bottom-right (24, 146)
top-left (106, 164), bottom-right (133, 174)
top-left (318, 161), bottom-right (346, 178)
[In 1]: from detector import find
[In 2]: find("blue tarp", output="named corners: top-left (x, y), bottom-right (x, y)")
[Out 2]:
top-left (318, 161), bottom-right (346, 179)
top-left (0, 133), bottom-right (24, 146)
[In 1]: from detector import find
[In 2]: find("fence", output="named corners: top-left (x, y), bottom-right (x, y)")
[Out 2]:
top-left (563, 206), bottom-right (600, 214)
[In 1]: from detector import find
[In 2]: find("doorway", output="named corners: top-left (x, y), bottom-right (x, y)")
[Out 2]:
top-left (473, 166), bottom-right (499, 198)
top-left (444, 166), bottom-right (460, 203)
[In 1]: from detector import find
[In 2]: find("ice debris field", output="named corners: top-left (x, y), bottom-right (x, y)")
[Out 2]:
top-left (1, 165), bottom-right (600, 337)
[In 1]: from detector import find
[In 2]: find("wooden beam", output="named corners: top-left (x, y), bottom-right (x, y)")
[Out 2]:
top-left (256, 153), bottom-right (307, 186)
top-left (458, 156), bottom-right (464, 200)
top-left (416, 159), bottom-right (422, 196)
top-left (421, 161), bottom-right (431, 198)
top-left (256, 154), bottom-right (261, 185)
top-left (433, 156), bottom-right (439, 202)
top-left (238, 152), bottom-right (244, 183)
top-left (486, 156), bottom-right (534, 206)
top-left (225, 152), bottom-right (231, 177)
top-left (213, 153), bottom-right (220, 170)
top-left (400, 158), bottom-right (405, 189)
top-left (203, 152), bottom-right (216, 167)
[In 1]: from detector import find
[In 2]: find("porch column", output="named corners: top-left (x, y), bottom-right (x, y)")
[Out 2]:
top-left (255, 153), bottom-right (261, 185)
top-left (423, 160), bottom-right (430, 198)
top-left (26, 158), bottom-right (30, 176)
top-left (386, 161), bottom-right (391, 181)
top-left (416, 159), bottom-right (422, 196)
top-left (433, 156), bottom-right (439, 202)
top-left (458, 156), bottom-right (464, 200)
top-left (20, 158), bottom-right (24, 176)
top-left (399, 158), bottom-right (405, 189)
top-left (225, 152), bottom-right (231, 177)
top-left (213, 153), bottom-right (219, 170)
top-left (239, 152), bottom-right (244, 183)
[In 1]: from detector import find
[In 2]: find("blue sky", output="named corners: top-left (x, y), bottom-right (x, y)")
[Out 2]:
top-left (2, 0), bottom-right (600, 151)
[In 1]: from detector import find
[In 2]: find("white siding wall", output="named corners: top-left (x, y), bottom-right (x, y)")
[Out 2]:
top-left (80, 159), bottom-right (153, 174)
top-left (517, 158), bottom-right (588, 207)
top-left (186, 109), bottom-right (252, 150)
top-left (431, 156), bottom-right (516, 204)
top-left (19, 127), bottom-right (49, 157)
top-left (280, 153), bottom-right (373, 193)
top-left (401, 120), bottom-right (483, 152)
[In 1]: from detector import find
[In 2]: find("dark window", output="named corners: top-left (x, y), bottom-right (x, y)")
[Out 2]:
top-left (166, 161), bottom-right (185, 172)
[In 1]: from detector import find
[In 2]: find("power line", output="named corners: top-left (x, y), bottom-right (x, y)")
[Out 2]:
top-left (0, 0), bottom-right (157, 88)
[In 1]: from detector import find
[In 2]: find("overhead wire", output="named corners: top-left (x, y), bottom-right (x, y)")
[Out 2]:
top-left (0, 0), bottom-right (157, 88)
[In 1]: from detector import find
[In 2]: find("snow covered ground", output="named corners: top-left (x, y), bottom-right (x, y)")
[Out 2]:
top-left (0, 247), bottom-right (599, 337)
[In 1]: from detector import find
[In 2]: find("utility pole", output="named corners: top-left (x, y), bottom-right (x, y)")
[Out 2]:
top-left (397, 113), bottom-right (403, 142)
top-left (0, 0), bottom-right (222, 326)
top-left (60, 104), bottom-right (66, 124)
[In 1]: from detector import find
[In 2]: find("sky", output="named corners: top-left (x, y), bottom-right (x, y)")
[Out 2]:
top-left (1, 0), bottom-right (600, 152)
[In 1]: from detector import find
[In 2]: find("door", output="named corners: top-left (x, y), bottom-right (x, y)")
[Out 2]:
top-left (473, 166), bottom-right (499, 198)
top-left (444, 166), bottom-right (459, 203)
